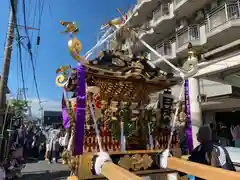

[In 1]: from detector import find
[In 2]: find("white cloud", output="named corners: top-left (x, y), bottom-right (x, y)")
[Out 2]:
top-left (28, 98), bottom-right (61, 117)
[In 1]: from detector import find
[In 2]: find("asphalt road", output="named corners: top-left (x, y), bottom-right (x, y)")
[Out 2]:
top-left (21, 160), bottom-right (69, 180)
top-left (20, 159), bottom-right (240, 180)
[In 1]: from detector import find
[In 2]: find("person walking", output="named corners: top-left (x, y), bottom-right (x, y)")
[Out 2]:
top-left (47, 125), bottom-right (60, 163)
top-left (187, 125), bottom-right (235, 180)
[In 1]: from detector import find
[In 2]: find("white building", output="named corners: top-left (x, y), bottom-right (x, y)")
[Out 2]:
top-left (126, 0), bottom-right (240, 147)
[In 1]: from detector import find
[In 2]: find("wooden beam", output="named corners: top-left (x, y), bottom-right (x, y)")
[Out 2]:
top-left (101, 162), bottom-right (141, 180)
top-left (168, 157), bottom-right (240, 180)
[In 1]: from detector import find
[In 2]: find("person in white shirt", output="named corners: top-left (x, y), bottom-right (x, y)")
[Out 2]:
top-left (47, 125), bottom-right (60, 163)
top-left (231, 125), bottom-right (240, 147)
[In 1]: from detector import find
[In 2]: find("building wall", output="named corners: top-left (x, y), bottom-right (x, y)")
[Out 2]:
top-left (199, 79), bottom-right (232, 97)
top-left (43, 111), bottom-right (62, 126)
top-left (171, 79), bottom-right (232, 101)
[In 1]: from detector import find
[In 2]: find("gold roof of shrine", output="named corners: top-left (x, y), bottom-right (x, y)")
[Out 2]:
top-left (84, 50), bottom-right (179, 95)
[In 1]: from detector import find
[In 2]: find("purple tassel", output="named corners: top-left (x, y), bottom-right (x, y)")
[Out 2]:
top-left (185, 80), bottom-right (193, 153)
top-left (62, 93), bottom-right (70, 129)
top-left (74, 64), bottom-right (86, 155)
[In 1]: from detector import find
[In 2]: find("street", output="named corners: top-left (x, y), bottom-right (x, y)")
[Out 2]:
top-left (21, 160), bottom-right (69, 180)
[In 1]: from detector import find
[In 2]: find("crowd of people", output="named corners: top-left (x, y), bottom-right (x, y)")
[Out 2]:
top-left (3, 123), bottom-right (67, 179)
top-left (1, 121), bottom-right (237, 180)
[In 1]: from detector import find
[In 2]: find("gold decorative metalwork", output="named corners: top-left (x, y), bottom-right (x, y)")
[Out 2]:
top-left (69, 156), bottom-right (79, 174)
top-left (118, 154), bottom-right (153, 171)
top-left (62, 149), bottom-right (70, 165)
top-left (61, 150), bottom-right (79, 174)
top-left (118, 155), bottom-right (132, 170)
top-left (178, 103), bottom-right (187, 123)
top-left (60, 21), bottom-right (79, 34)
top-left (141, 154), bottom-right (154, 170)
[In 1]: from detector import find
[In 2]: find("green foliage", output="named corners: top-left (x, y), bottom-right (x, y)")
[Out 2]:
top-left (10, 99), bottom-right (29, 118)
top-left (108, 103), bottom-right (135, 139)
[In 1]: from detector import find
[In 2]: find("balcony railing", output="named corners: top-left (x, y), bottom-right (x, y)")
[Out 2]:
top-left (140, 20), bottom-right (152, 30)
top-left (174, 0), bottom-right (185, 7)
top-left (155, 42), bottom-right (172, 56)
top-left (207, 2), bottom-right (240, 32)
top-left (176, 25), bottom-right (200, 48)
top-left (152, 3), bottom-right (170, 22)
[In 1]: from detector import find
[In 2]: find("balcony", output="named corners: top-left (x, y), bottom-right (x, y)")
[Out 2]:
top-left (150, 2), bottom-right (175, 36)
top-left (150, 41), bottom-right (177, 71)
top-left (129, 0), bottom-right (160, 27)
top-left (176, 25), bottom-right (206, 58)
top-left (138, 3), bottom-right (175, 50)
top-left (174, 0), bottom-right (211, 19)
top-left (156, 41), bottom-right (175, 59)
top-left (206, 2), bottom-right (240, 49)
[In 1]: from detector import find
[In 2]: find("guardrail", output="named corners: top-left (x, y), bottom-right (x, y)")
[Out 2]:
top-left (207, 2), bottom-right (240, 31)
top-left (152, 3), bottom-right (170, 22)
top-left (174, 0), bottom-right (184, 7)
top-left (176, 25), bottom-right (200, 48)
top-left (156, 41), bottom-right (172, 56)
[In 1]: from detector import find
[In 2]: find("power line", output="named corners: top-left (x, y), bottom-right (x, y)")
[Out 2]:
top-left (22, 0), bottom-right (42, 110)
top-left (16, 44), bottom-right (20, 89)
top-left (33, 0), bottom-right (44, 68)
top-left (25, 0), bottom-right (38, 93)
top-left (9, 0), bottom-right (27, 103)
top-left (28, 0), bottom-right (45, 110)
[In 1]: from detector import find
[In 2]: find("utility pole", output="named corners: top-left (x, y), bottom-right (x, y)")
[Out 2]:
top-left (0, 1), bottom-right (16, 163)
top-left (0, 3), bottom-right (16, 110)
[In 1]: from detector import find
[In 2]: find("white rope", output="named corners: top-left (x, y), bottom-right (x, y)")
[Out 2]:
top-left (84, 7), bottom-right (138, 59)
top-left (85, 28), bottom-right (114, 59)
top-left (167, 81), bottom-right (185, 150)
top-left (89, 101), bottom-right (103, 152)
top-left (136, 36), bottom-right (182, 74)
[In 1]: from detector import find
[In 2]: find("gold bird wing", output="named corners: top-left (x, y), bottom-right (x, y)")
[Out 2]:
top-left (56, 65), bottom-right (71, 74)
top-left (60, 21), bottom-right (79, 34)
top-left (100, 17), bottom-right (123, 30)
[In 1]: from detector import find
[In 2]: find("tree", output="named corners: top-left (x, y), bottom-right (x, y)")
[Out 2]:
top-left (10, 99), bottom-right (29, 119)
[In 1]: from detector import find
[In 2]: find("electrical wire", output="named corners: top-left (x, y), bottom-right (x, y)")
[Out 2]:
top-left (16, 43), bottom-right (20, 89)
top-left (28, 0), bottom-right (38, 94)
top-left (20, 42), bottom-right (42, 108)
top-left (23, 0), bottom-right (44, 104)
top-left (22, 0), bottom-right (42, 109)
top-left (33, 0), bottom-right (44, 69)
top-left (9, 0), bottom-right (27, 103)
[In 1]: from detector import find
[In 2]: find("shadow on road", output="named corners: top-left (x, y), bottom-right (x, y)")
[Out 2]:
top-left (24, 158), bottom-right (39, 164)
top-left (21, 170), bottom-right (70, 180)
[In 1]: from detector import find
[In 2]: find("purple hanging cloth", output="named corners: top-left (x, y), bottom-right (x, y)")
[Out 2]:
top-left (74, 64), bottom-right (86, 155)
top-left (62, 92), bottom-right (70, 129)
top-left (184, 80), bottom-right (193, 153)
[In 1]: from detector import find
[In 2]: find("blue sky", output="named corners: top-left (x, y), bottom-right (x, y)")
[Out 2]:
top-left (0, 0), bottom-right (135, 114)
